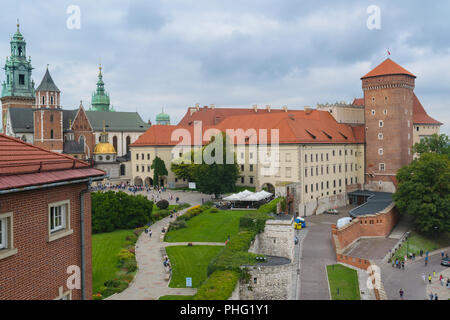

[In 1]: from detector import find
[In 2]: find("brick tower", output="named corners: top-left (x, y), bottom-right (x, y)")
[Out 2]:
top-left (33, 67), bottom-right (63, 152)
top-left (1, 21), bottom-right (35, 133)
top-left (362, 58), bottom-right (416, 192)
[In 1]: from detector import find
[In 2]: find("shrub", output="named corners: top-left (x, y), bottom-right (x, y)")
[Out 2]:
top-left (156, 199), bottom-right (169, 210)
top-left (122, 259), bottom-right (138, 273)
top-left (258, 197), bottom-right (282, 214)
top-left (117, 249), bottom-right (134, 261)
top-left (104, 279), bottom-right (121, 288)
top-left (168, 220), bottom-right (187, 231)
top-left (194, 270), bottom-right (239, 300)
top-left (158, 209), bottom-right (171, 218)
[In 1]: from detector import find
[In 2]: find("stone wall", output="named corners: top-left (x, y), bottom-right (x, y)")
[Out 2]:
top-left (239, 264), bottom-right (292, 300)
top-left (249, 218), bottom-right (294, 261)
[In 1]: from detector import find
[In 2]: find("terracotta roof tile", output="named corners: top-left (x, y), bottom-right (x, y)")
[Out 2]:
top-left (412, 93), bottom-right (442, 125)
top-left (0, 134), bottom-right (105, 190)
top-left (361, 58), bottom-right (416, 79)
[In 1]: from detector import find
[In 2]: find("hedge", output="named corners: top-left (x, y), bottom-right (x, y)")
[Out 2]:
top-left (194, 270), bottom-right (239, 300)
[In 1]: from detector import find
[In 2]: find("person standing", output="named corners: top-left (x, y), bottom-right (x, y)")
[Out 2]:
top-left (434, 293), bottom-right (438, 300)
top-left (422, 273), bottom-right (426, 283)
top-left (399, 288), bottom-right (404, 300)
top-left (428, 274), bottom-right (432, 284)
top-left (424, 256), bottom-right (428, 266)
top-left (149, 229), bottom-right (152, 238)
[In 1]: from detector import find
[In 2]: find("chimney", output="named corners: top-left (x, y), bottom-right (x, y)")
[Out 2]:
top-left (282, 105), bottom-right (288, 112)
top-left (253, 104), bottom-right (258, 113)
top-left (266, 104), bottom-right (271, 112)
top-left (304, 106), bottom-right (312, 115)
top-left (210, 104), bottom-right (215, 109)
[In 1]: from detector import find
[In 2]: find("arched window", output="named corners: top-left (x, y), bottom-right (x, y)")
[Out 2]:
top-left (126, 136), bottom-right (131, 154)
top-left (50, 129), bottom-right (54, 139)
top-left (113, 136), bottom-right (118, 152)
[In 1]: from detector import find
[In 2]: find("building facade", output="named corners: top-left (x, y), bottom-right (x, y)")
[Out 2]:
top-left (0, 133), bottom-right (105, 300)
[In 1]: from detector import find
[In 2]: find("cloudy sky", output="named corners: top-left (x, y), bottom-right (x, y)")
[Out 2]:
top-left (1, 0), bottom-right (449, 134)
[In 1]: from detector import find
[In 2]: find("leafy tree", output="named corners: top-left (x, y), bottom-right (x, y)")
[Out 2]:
top-left (91, 191), bottom-right (153, 233)
top-left (171, 132), bottom-right (240, 198)
top-left (393, 152), bottom-right (450, 234)
top-left (151, 156), bottom-right (168, 187)
top-left (412, 133), bottom-right (449, 157)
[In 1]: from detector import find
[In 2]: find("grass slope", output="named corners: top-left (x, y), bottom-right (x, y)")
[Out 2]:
top-left (326, 264), bottom-right (360, 300)
top-left (164, 210), bottom-right (249, 243)
top-left (92, 229), bottom-right (134, 293)
top-left (166, 245), bottom-right (224, 288)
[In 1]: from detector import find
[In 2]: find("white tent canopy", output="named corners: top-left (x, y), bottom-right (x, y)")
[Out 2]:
top-left (223, 190), bottom-right (273, 202)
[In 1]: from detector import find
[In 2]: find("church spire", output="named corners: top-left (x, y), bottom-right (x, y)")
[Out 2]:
top-left (91, 62), bottom-right (111, 112)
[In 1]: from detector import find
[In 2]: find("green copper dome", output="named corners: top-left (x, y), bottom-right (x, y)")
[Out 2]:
top-left (156, 108), bottom-right (170, 125)
top-left (91, 64), bottom-right (112, 112)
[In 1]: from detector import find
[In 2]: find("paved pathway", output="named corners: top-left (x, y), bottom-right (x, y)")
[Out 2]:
top-left (376, 250), bottom-right (448, 300)
top-left (107, 205), bottom-right (225, 300)
top-left (426, 268), bottom-right (450, 300)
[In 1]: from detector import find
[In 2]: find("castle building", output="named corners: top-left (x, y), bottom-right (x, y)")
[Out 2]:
top-left (129, 58), bottom-right (442, 216)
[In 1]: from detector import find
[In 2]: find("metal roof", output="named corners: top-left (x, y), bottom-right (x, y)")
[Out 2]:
top-left (36, 68), bottom-right (60, 92)
top-left (85, 110), bottom-right (150, 132)
top-left (348, 190), bottom-right (393, 217)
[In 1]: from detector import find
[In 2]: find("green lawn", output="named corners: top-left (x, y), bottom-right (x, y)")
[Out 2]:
top-left (166, 245), bottom-right (224, 288)
top-left (92, 229), bottom-right (134, 294)
top-left (394, 231), bottom-right (450, 261)
top-left (164, 210), bottom-right (249, 243)
top-left (326, 264), bottom-right (360, 300)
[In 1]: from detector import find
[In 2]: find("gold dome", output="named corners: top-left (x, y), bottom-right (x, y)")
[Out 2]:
top-left (94, 142), bottom-right (116, 154)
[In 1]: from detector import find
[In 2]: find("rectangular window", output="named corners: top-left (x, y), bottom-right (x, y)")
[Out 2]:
top-left (249, 177), bottom-right (254, 184)
top-left (286, 167), bottom-right (292, 178)
top-left (50, 205), bottom-right (66, 233)
top-left (379, 163), bottom-right (385, 171)
top-left (0, 218), bottom-right (7, 250)
top-left (147, 154), bottom-right (150, 160)
top-left (147, 165), bottom-right (151, 172)
top-left (286, 153), bottom-right (291, 162)
top-left (141, 154), bottom-right (144, 160)
top-left (136, 154), bottom-right (139, 160)
top-left (136, 165), bottom-right (139, 172)
top-left (305, 154), bottom-right (307, 163)
top-left (249, 164), bottom-right (254, 172)
top-left (19, 74), bottom-right (25, 85)
top-left (240, 165), bottom-right (244, 171)
top-left (305, 185), bottom-right (308, 193)
top-left (305, 168), bottom-right (308, 177)
top-left (241, 177), bottom-right (244, 183)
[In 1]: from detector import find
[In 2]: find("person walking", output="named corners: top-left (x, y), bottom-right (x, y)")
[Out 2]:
top-left (149, 229), bottom-right (152, 238)
top-left (434, 293), bottom-right (438, 300)
top-left (424, 256), bottom-right (428, 266)
top-left (401, 261), bottom-right (405, 270)
top-left (399, 288), bottom-right (404, 300)
top-left (433, 270), bottom-right (436, 278)
top-left (428, 274), bottom-right (432, 284)
top-left (429, 292), bottom-right (434, 300)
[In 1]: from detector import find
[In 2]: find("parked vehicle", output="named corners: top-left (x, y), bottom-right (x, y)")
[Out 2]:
top-left (324, 208), bottom-right (339, 215)
top-left (441, 257), bottom-right (450, 266)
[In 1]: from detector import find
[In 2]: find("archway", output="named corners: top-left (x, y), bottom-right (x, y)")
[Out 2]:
top-left (261, 183), bottom-right (275, 194)
top-left (144, 177), bottom-right (153, 187)
top-left (134, 177), bottom-right (143, 186)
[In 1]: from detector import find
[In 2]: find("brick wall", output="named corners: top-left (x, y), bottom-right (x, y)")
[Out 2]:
top-left (331, 203), bottom-right (398, 251)
top-left (0, 182), bottom-right (92, 300)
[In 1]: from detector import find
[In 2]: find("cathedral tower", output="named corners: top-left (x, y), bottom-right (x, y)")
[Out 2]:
top-left (91, 64), bottom-right (112, 112)
top-left (1, 21), bottom-right (35, 132)
top-left (33, 67), bottom-right (63, 152)
top-left (362, 58), bottom-right (415, 192)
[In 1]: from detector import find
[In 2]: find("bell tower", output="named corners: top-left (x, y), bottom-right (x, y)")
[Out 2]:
top-left (362, 58), bottom-right (415, 192)
top-left (1, 21), bottom-right (35, 133)
top-left (33, 67), bottom-right (63, 152)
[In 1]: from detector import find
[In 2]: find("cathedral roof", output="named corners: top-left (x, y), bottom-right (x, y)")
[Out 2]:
top-left (36, 68), bottom-right (60, 92)
top-left (361, 58), bottom-right (416, 79)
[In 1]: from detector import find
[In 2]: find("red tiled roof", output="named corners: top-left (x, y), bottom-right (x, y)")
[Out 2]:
top-left (132, 109), bottom-right (364, 147)
top-left (412, 93), bottom-right (442, 125)
top-left (361, 58), bottom-right (416, 79)
top-left (0, 134), bottom-right (105, 190)
top-left (177, 106), bottom-right (286, 127)
top-left (352, 98), bottom-right (364, 106)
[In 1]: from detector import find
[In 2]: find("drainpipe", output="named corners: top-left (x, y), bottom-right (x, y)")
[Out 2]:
top-left (80, 177), bottom-right (93, 300)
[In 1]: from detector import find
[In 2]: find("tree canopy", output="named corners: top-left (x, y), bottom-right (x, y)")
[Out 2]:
top-left (171, 132), bottom-right (240, 198)
top-left (151, 156), bottom-right (168, 186)
top-left (412, 133), bottom-right (449, 157)
top-left (393, 152), bottom-right (450, 234)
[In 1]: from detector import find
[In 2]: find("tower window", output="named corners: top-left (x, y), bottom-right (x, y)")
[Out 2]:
top-left (50, 129), bottom-right (54, 139)
top-left (378, 133), bottom-right (383, 140)
top-left (378, 148), bottom-right (383, 155)
top-left (42, 96), bottom-right (45, 105)
top-left (371, 110), bottom-right (375, 116)
top-left (51, 96), bottom-right (54, 105)
top-left (50, 115), bottom-right (54, 123)
top-left (379, 163), bottom-right (385, 171)
top-left (19, 74), bottom-right (25, 85)
top-left (379, 120), bottom-right (384, 128)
